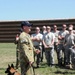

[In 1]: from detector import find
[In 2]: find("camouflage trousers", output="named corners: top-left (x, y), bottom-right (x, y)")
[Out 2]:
top-left (16, 49), bottom-right (20, 69)
top-left (34, 45), bottom-right (42, 67)
top-left (20, 62), bottom-right (35, 75)
top-left (70, 56), bottom-right (75, 69)
top-left (45, 47), bottom-right (54, 66)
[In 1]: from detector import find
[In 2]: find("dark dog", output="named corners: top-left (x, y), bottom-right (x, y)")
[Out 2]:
top-left (5, 64), bottom-right (20, 75)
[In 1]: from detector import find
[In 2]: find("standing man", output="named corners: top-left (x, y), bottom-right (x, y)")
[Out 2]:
top-left (31, 27), bottom-right (43, 68)
top-left (58, 24), bottom-right (69, 66)
top-left (41, 26), bottom-right (47, 62)
top-left (52, 25), bottom-right (59, 52)
top-left (18, 21), bottom-right (40, 75)
top-left (52, 25), bottom-right (59, 65)
top-left (64, 27), bottom-right (75, 68)
top-left (43, 26), bottom-right (55, 67)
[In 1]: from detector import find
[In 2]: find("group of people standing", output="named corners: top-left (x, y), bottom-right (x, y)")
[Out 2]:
top-left (31, 24), bottom-right (75, 69)
top-left (15, 21), bottom-right (75, 75)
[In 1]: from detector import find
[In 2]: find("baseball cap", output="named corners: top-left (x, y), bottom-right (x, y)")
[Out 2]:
top-left (21, 21), bottom-right (33, 28)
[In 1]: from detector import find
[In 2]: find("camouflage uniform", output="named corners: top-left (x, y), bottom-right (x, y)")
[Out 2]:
top-left (19, 32), bottom-right (35, 75)
top-left (16, 41), bottom-right (20, 69)
top-left (70, 47), bottom-right (75, 69)
top-left (64, 33), bottom-right (75, 65)
top-left (58, 30), bottom-right (68, 66)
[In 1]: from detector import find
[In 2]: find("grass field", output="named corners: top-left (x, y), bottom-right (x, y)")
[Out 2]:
top-left (0, 43), bottom-right (75, 75)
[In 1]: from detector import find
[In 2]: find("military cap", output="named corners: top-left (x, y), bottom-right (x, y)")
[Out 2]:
top-left (21, 21), bottom-right (33, 28)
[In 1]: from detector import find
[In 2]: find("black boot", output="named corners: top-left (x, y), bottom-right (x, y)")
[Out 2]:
top-left (58, 58), bottom-right (62, 67)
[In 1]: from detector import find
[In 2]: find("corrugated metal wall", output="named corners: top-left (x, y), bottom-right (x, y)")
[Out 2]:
top-left (0, 19), bottom-right (75, 43)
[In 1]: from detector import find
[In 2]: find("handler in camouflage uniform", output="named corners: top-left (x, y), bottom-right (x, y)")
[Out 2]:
top-left (18, 21), bottom-right (40, 75)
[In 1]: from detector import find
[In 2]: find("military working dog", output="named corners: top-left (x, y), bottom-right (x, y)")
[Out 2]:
top-left (5, 64), bottom-right (20, 75)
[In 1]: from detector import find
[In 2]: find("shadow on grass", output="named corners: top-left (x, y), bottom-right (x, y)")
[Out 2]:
top-left (40, 62), bottom-right (48, 67)
top-left (54, 70), bottom-right (75, 74)
top-left (54, 64), bottom-right (75, 74)
top-left (34, 62), bottom-right (48, 69)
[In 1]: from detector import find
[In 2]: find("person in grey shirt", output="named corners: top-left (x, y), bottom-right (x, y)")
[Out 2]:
top-left (64, 27), bottom-right (75, 67)
top-left (43, 26), bottom-right (55, 67)
top-left (31, 27), bottom-right (43, 68)
top-left (52, 25), bottom-right (60, 65)
top-left (58, 24), bottom-right (69, 66)
top-left (41, 26), bottom-right (47, 62)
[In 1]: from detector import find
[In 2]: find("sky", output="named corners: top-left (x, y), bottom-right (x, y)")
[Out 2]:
top-left (0, 0), bottom-right (75, 21)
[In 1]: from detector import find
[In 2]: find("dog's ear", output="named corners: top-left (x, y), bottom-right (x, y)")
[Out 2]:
top-left (11, 64), bottom-right (14, 68)
top-left (8, 64), bottom-right (11, 68)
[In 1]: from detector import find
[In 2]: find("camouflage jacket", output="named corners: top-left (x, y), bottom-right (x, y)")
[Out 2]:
top-left (19, 32), bottom-right (35, 65)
